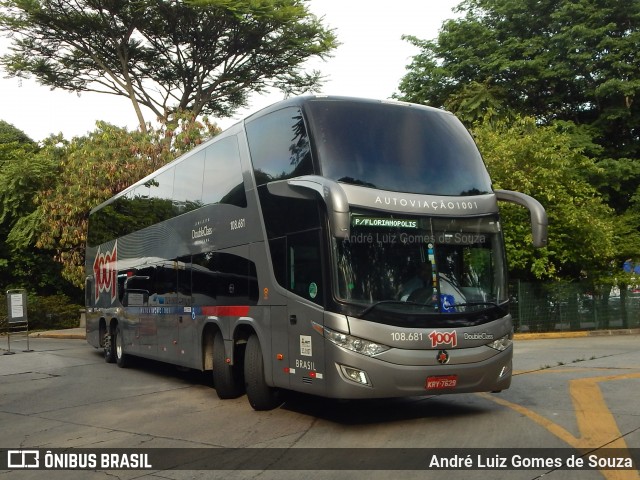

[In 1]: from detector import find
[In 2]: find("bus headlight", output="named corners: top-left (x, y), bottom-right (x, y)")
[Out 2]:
top-left (487, 334), bottom-right (512, 351)
top-left (312, 322), bottom-right (390, 357)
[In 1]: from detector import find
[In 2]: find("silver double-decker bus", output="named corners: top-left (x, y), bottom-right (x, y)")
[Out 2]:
top-left (85, 96), bottom-right (547, 410)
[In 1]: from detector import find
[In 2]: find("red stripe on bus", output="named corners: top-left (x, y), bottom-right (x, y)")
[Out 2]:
top-left (201, 306), bottom-right (250, 317)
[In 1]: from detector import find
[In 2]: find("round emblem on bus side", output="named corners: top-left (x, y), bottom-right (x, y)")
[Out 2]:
top-left (437, 350), bottom-right (450, 364)
top-left (309, 282), bottom-right (318, 299)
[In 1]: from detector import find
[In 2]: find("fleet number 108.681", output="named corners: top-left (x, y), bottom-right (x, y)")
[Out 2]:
top-left (390, 332), bottom-right (424, 342)
top-left (230, 218), bottom-right (246, 230)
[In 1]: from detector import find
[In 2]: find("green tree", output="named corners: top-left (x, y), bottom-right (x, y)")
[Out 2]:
top-left (396, 0), bottom-right (640, 211)
top-left (0, 120), bottom-right (37, 282)
top-left (0, 119), bottom-right (32, 144)
top-left (472, 116), bottom-right (620, 281)
top-left (33, 115), bottom-right (219, 287)
top-left (0, 0), bottom-right (337, 131)
top-left (0, 122), bottom-right (73, 295)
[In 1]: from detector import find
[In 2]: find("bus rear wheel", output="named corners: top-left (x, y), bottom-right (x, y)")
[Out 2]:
top-left (115, 324), bottom-right (128, 368)
top-left (244, 334), bottom-right (282, 411)
top-left (104, 325), bottom-right (116, 364)
top-left (213, 331), bottom-right (244, 399)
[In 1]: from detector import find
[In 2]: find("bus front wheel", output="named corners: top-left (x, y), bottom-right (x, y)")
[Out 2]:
top-left (213, 331), bottom-right (244, 399)
top-left (244, 334), bottom-right (282, 411)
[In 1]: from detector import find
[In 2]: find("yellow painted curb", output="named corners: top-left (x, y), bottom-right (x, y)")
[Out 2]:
top-left (515, 329), bottom-right (640, 340)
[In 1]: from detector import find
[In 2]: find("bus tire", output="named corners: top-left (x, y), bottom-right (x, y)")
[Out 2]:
top-left (104, 326), bottom-right (116, 364)
top-left (244, 334), bottom-right (282, 411)
top-left (213, 331), bottom-right (244, 399)
top-left (115, 324), bottom-right (128, 368)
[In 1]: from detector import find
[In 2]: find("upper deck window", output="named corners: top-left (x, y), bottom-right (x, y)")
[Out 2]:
top-left (88, 135), bottom-right (245, 247)
top-left (305, 100), bottom-right (492, 196)
top-left (245, 107), bottom-right (314, 185)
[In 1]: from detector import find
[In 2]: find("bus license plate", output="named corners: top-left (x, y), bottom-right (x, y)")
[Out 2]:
top-left (425, 375), bottom-right (457, 390)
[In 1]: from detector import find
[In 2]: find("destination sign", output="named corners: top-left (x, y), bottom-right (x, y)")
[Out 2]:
top-left (352, 217), bottom-right (418, 229)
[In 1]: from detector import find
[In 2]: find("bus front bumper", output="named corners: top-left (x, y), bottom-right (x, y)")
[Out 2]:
top-left (321, 343), bottom-right (513, 399)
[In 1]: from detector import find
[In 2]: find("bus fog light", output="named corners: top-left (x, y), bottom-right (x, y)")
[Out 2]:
top-left (339, 365), bottom-right (371, 386)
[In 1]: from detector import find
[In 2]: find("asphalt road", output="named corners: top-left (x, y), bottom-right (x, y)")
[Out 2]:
top-left (1, 332), bottom-right (639, 480)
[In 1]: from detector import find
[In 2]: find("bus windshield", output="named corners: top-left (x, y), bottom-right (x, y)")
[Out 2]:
top-left (305, 99), bottom-right (492, 196)
top-left (333, 211), bottom-right (507, 320)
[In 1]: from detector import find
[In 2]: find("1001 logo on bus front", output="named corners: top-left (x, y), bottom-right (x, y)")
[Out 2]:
top-left (428, 330), bottom-right (457, 348)
top-left (93, 242), bottom-right (118, 304)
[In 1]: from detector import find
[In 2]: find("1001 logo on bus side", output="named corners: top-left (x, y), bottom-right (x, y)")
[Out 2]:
top-left (93, 242), bottom-right (117, 304)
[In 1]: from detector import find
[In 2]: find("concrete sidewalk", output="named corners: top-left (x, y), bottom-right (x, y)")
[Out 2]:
top-left (23, 327), bottom-right (640, 341)
top-left (29, 327), bottom-right (86, 339)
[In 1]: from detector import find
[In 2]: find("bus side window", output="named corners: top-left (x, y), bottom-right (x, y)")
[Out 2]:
top-left (85, 276), bottom-right (94, 307)
top-left (269, 237), bottom-right (287, 288)
top-left (246, 107), bottom-right (314, 185)
top-left (192, 253), bottom-right (218, 305)
top-left (148, 169), bottom-right (176, 222)
top-left (173, 150), bottom-right (205, 214)
top-left (191, 252), bottom-right (259, 306)
top-left (177, 256), bottom-right (192, 305)
top-left (203, 136), bottom-right (247, 208)
top-left (121, 267), bottom-right (153, 307)
top-left (150, 264), bottom-right (178, 305)
top-left (287, 230), bottom-right (324, 305)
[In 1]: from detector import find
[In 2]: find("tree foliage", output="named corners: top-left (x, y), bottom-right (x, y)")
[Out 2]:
top-left (0, 122), bottom-right (71, 294)
top-left (395, 0), bottom-right (640, 279)
top-left (0, 0), bottom-right (337, 130)
top-left (0, 120), bottom-right (39, 228)
top-left (396, 0), bottom-right (640, 162)
top-left (472, 116), bottom-right (619, 280)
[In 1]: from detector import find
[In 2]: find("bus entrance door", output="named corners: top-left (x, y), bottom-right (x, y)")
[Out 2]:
top-left (283, 229), bottom-right (327, 394)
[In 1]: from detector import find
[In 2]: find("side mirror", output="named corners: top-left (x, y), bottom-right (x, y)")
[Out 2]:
top-left (495, 189), bottom-right (548, 248)
top-left (267, 175), bottom-right (350, 238)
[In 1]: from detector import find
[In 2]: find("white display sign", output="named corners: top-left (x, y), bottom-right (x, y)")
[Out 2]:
top-left (10, 294), bottom-right (24, 318)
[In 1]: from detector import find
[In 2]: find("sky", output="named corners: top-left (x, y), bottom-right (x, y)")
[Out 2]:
top-left (0, 0), bottom-right (462, 142)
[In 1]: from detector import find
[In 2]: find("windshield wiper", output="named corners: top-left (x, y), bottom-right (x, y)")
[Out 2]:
top-left (359, 300), bottom-right (435, 317)
top-left (359, 300), bottom-right (506, 317)
top-left (449, 301), bottom-right (505, 310)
